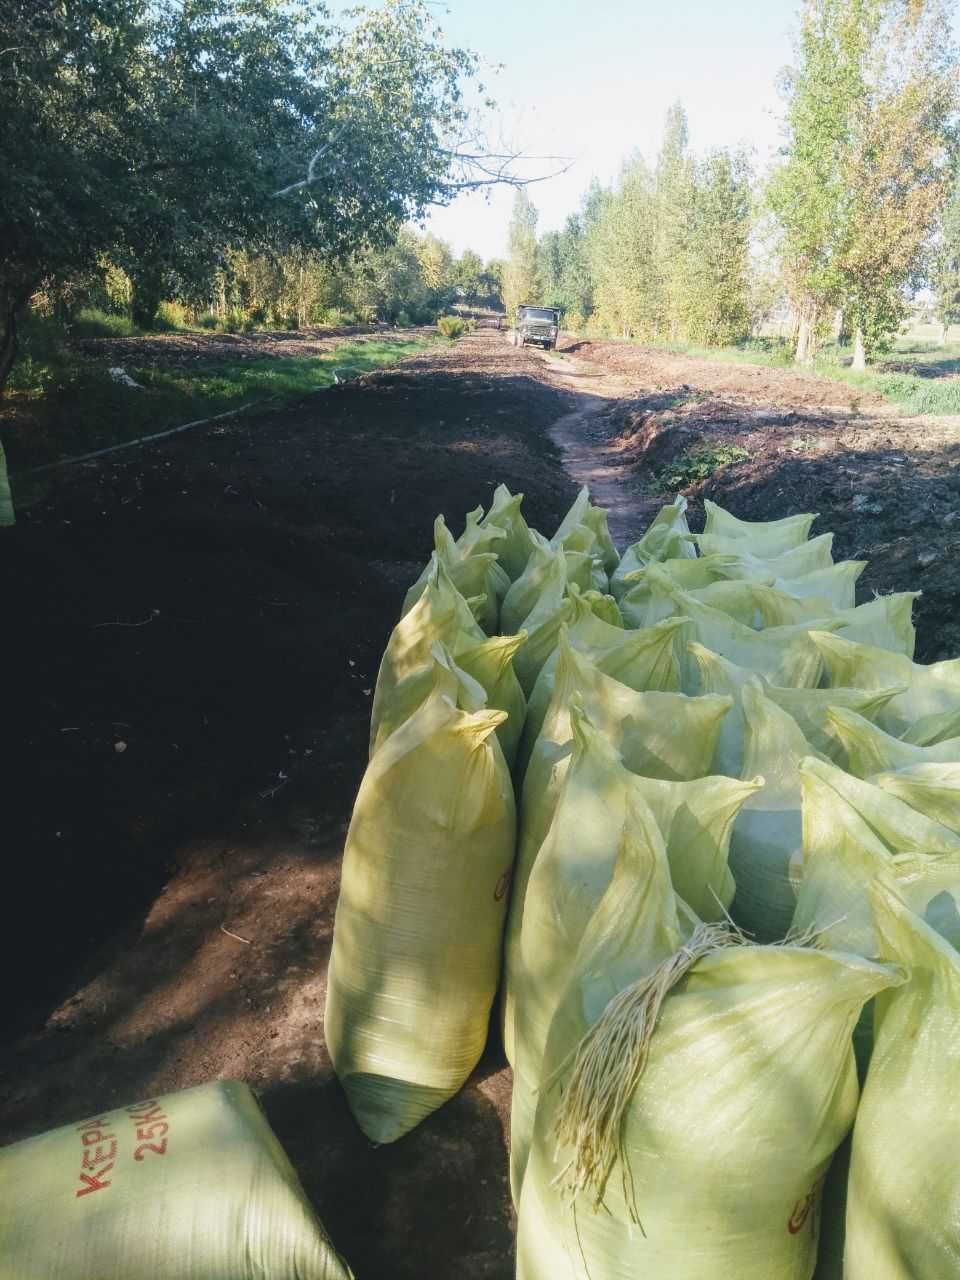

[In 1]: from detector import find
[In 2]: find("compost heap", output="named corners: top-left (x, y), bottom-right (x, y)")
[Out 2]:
top-left (325, 486), bottom-right (960, 1278)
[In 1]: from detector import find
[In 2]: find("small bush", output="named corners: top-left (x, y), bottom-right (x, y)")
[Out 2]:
top-left (221, 308), bottom-right (254, 334)
top-left (565, 310), bottom-right (585, 332)
top-left (657, 444), bottom-right (750, 492)
top-left (71, 308), bottom-right (139, 339)
top-left (197, 312), bottom-right (219, 330)
top-left (153, 300), bottom-right (191, 332)
top-left (395, 310), bottom-right (412, 328)
top-left (437, 315), bottom-right (465, 340)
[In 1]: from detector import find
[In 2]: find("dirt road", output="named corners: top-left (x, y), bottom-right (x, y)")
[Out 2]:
top-left (2, 329), bottom-right (959, 1279)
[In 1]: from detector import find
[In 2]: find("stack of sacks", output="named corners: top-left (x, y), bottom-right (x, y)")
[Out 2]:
top-left (327, 476), bottom-right (960, 1277)
top-left (326, 483), bottom-right (626, 1143)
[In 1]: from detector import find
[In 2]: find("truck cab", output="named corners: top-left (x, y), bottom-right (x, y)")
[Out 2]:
top-left (513, 304), bottom-right (561, 350)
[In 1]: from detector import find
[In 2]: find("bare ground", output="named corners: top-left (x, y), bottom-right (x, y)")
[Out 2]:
top-left (3, 329), bottom-right (960, 1278)
top-left (71, 323), bottom-right (435, 368)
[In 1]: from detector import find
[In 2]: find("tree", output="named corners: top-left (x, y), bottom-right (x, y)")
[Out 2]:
top-left (503, 191), bottom-right (539, 318)
top-left (935, 175), bottom-right (960, 343)
top-left (769, 0), bottom-right (957, 366)
top-left (0, 0), bottom-right (535, 390)
top-left (837, 4), bottom-right (958, 366)
top-left (655, 102), bottom-right (696, 339)
top-left (681, 149), bottom-right (753, 346)
top-left (454, 249), bottom-right (484, 304)
top-left (587, 155), bottom-right (660, 338)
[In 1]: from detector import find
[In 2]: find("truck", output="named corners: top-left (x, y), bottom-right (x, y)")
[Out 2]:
top-left (512, 304), bottom-right (561, 350)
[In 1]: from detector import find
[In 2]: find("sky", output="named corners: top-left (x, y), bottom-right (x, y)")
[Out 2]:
top-left (416, 0), bottom-right (804, 261)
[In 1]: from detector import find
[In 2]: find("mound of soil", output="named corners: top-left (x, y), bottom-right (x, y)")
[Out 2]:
top-left (0, 332), bottom-right (575, 1280)
top-left (560, 336), bottom-right (886, 413)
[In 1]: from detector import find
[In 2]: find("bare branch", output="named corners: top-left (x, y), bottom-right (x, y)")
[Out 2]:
top-left (272, 126), bottom-right (345, 198)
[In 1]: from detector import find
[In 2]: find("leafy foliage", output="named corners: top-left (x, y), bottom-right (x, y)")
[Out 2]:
top-left (657, 444), bottom-right (750, 491)
top-left (0, 0), bottom-right (502, 388)
top-left (768, 0), bottom-right (958, 364)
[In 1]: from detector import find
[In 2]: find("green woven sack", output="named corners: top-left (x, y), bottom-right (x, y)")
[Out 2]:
top-left (516, 826), bottom-right (899, 1280)
top-left (689, 642), bottom-right (902, 776)
top-left (702, 499), bottom-right (817, 554)
top-left (0, 440), bottom-right (13, 528)
top-left (519, 603), bottom-right (685, 773)
top-left (811, 631), bottom-right (960, 736)
top-left (325, 683), bottom-right (515, 1142)
top-left (845, 881), bottom-right (960, 1279)
top-left (501, 637), bottom-right (731, 1066)
top-left (510, 713), bottom-right (757, 1199)
top-left (610, 497), bottom-right (697, 599)
top-left (696, 531), bottom-right (834, 577)
top-left (369, 558), bottom-right (484, 755)
top-left (0, 1080), bottom-right (353, 1278)
top-left (820, 705), bottom-right (960, 778)
top-left (402, 516), bottom-right (510, 633)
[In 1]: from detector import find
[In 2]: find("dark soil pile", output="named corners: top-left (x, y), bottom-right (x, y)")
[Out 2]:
top-left (0, 332), bottom-right (575, 1280)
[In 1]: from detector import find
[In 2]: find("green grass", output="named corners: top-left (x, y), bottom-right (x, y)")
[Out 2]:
top-left (586, 330), bottom-right (960, 416)
top-left (4, 338), bottom-right (436, 472)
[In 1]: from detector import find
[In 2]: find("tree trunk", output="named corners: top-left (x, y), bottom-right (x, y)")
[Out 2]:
top-left (131, 268), bottom-right (165, 330)
top-left (942, 323), bottom-right (950, 346)
top-left (852, 327), bottom-right (867, 371)
top-left (0, 290), bottom-right (28, 526)
top-left (0, 295), bottom-right (22, 394)
top-left (793, 295), bottom-right (824, 366)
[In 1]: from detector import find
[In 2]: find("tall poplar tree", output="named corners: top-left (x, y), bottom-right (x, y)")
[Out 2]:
top-left (503, 190), bottom-right (539, 318)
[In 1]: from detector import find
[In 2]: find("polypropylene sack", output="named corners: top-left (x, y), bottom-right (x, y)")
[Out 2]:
top-left (512, 708), bottom-right (760, 1194)
top-left (617, 551), bottom-right (750, 614)
top-left (369, 558), bottom-right (484, 755)
top-left (621, 575), bottom-right (772, 631)
top-left (609, 497), bottom-right (696, 598)
top-left (773, 560), bottom-right (865, 609)
top-left (820, 704), bottom-right (960, 779)
top-left (0, 1080), bottom-right (353, 1279)
top-left (512, 708), bottom-right (760, 1198)
top-left (501, 638), bottom-right (731, 1064)
top-left (516, 848), bottom-right (899, 1280)
top-left (811, 631), bottom-right (960, 735)
top-left (402, 517), bottom-right (510, 633)
top-left (514, 582), bottom-right (621, 698)
top-left (845, 880), bottom-right (960, 1280)
top-left (550, 486), bottom-right (619, 575)
top-left (456, 631), bottom-right (528, 768)
top-left (702, 499), bottom-right (817, 554)
top-left (369, 641), bottom-right (487, 750)
top-left (727, 681), bottom-right (822, 941)
top-left (689, 642), bottom-right (902, 776)
top-left (501, 534), bottom-right (566, 636)
top-left (902, 704), bottom-right (960, 746)
top-left (519, 606), bottom-right (685, 773)
top-left (790, 757), bottom-right (960, 958)
top-left (479, 483), bottom-right (538, 579)
top-left (832, 592), bottom-right (918, 658)
top-left (871, 762), bottom-right (960, 833)
top-left (509, 728), bottom-right (756, 1203)
top-left (643, 565), bottom-right (836, 689)
top-left (696, 530), bottom-right (835, 578)
top-left (325, 683), bottom-right (515, 1143)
